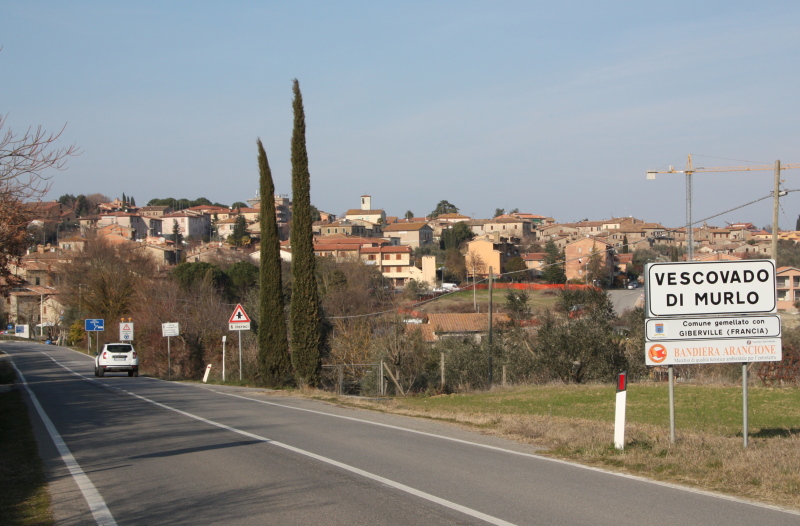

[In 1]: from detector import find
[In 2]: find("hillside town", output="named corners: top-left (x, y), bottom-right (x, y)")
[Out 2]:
top-left (7, 191), bottom-right (800, 334)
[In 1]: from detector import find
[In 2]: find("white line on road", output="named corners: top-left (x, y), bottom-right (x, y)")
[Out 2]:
top-left (10, 359), bottom-right (118, 526)
top-left (47, 347), bottom-right (800, 518)
top-left (44, 352), bottom-right (517, 526)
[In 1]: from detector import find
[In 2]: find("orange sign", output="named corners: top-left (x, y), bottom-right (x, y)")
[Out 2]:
top-left (648, 344), bottom-right (667, 364)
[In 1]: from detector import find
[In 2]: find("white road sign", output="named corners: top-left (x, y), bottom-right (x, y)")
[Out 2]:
top-left (646, 260), bottom-right (776, 317)
top-left (229, 304), bottom-right (251, 331)
top-left (646, 337), bottom-right (782, 366)
top-left (646, 315), bottom-right (781, 341)
top-left (120, 322), bottom-right (134, 341)
top-left (162, 322), bottom-right (180, 337)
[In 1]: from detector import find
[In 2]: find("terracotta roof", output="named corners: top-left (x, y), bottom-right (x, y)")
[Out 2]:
top-left (345, 209), bottom-right (384, 215)
top-left (10, 285), bottom-right (59, 296)
top-left (186, 205), bottom-right (228, 212)
top-left (383, 222), bottom-right (431, 232)
top-left (314, 244), bottom-right (360, 252)
top-left (405, 323), bottom-right (437, 343)
top-left (18, 261), bottom-right (52, 272)
top-left (427, 313), bottom-right (510, 333)
top-left (436, 213), bottom-right (470, 219)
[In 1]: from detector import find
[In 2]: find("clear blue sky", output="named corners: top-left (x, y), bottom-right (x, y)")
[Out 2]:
top-left (4, 1), bottom-right (799, 229)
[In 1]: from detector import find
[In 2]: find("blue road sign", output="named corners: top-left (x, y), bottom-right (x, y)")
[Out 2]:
top-left (15, 326), bottom-right (24, 334)
top-left (85, 319), bottom-right (105, 331)
top-left (7, 324), bottom-right (12, 330)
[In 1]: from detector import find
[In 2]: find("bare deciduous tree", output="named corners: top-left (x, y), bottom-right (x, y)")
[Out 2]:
top-left (0, 113), bottom-right (79, 295)
top-left (1, 114), bottom-right (79, 200)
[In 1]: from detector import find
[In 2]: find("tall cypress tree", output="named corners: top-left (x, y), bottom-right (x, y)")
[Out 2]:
top-left (289, 79), bottom-right (322, 387)
top-left (257, 139), bottom-right (291, 386)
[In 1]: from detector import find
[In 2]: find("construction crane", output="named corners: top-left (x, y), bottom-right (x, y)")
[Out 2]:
top-left (646, 154), bottom-right (799, 259)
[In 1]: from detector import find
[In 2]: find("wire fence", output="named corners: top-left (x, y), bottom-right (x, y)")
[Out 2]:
top-left (321, 364), bottom-right (380, 396)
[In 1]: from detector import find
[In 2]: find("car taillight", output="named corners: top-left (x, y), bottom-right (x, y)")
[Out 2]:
top-left (102, 351), bottom-right (107, 359)
top-left (132, 351), bottom-right (137, 359)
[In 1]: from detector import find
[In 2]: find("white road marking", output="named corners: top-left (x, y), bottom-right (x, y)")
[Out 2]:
top-left (50, 347), bottom-right (800, 518)
top-left (10, 359), bottom-right (118, 526)
top-left (44, 352), bottom-right (517, 526)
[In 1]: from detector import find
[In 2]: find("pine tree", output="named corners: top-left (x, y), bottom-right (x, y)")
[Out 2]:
top-left (172, 219), bottom-right (183, 246)
top-left (542, 240), bottom-right (566, 284)
top-left (257, 139), bottom-right (291, 386)
top-left (230, 215), bottom-right (248, 246)
top-left (289, 79), bottom-right (322, 387)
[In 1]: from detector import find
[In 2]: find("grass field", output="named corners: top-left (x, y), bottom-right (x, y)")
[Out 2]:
top-left (318, 382), bottom-right (800, 509)
top-left (0, 356), bottom-right (53, 526)
top-left (415, 288), bottom-right (559, 314)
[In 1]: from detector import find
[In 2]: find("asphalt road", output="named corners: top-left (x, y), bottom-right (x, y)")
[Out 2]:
top-left (4, 341), bottom-right (798, 526)
top-left (608, 289), bottom-right (644, 315)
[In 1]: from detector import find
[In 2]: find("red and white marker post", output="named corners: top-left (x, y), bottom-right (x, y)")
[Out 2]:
top-left (614, 372), bottom-right (627, 450)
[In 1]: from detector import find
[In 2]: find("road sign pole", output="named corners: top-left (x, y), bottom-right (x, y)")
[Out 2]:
top-left (238, 330), bottom-right (242, 382)
top-left (668, 365), bottom-right (675, 444)
top-left (743, 362), bottom-right (749, 448)
top-left (167, 336), bottom-right (171, 380)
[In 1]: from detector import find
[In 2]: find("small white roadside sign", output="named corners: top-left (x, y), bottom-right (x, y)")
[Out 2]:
top-left (162, 322), bottom-right (179, 337)
top-left (120, 322), bottom-right (134, 341)
top-left (646, 315), bottom-right (781, 341)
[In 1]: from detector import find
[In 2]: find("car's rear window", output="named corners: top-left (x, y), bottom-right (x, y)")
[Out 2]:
top-left (107, 345), bottom-right (133, 353)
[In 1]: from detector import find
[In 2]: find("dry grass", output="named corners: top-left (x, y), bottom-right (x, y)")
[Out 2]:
top-left (416, 289), bottom-right (558, 314)
top-left (306, 384), bottom-right (800, 510)
top-left (0, 356), bottom-right (54, 526)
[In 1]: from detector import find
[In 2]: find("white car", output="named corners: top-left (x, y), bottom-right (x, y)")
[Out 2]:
top-left (627, 282), bottom-right (639, 289)
top-left (95, 343), bottom-right (139, 377)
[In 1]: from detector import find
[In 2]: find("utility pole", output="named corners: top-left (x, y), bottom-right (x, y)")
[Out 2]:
top-left (487, 267), bottom-right (493, 387)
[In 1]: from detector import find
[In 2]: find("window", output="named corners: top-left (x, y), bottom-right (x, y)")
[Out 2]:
top-left (396, 254), bottom-right (402, 260)
top-left (35, 277), bottom-right (40, 285)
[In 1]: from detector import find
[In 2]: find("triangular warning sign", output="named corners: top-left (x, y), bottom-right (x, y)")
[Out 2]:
top-left (229, 304), bottom-right (251, 324)
top-left (123, 324), bottom-right (131, 330)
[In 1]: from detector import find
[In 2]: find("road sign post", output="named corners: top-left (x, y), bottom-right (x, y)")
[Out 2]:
top-left (644, 260), bottom-right (780, 447)
top-left (228, 304), bottom-right (251, 382)
top-left (162, 323), bottom-right (180, 379)
top-left (85, 319), bottom-right (104, 355)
